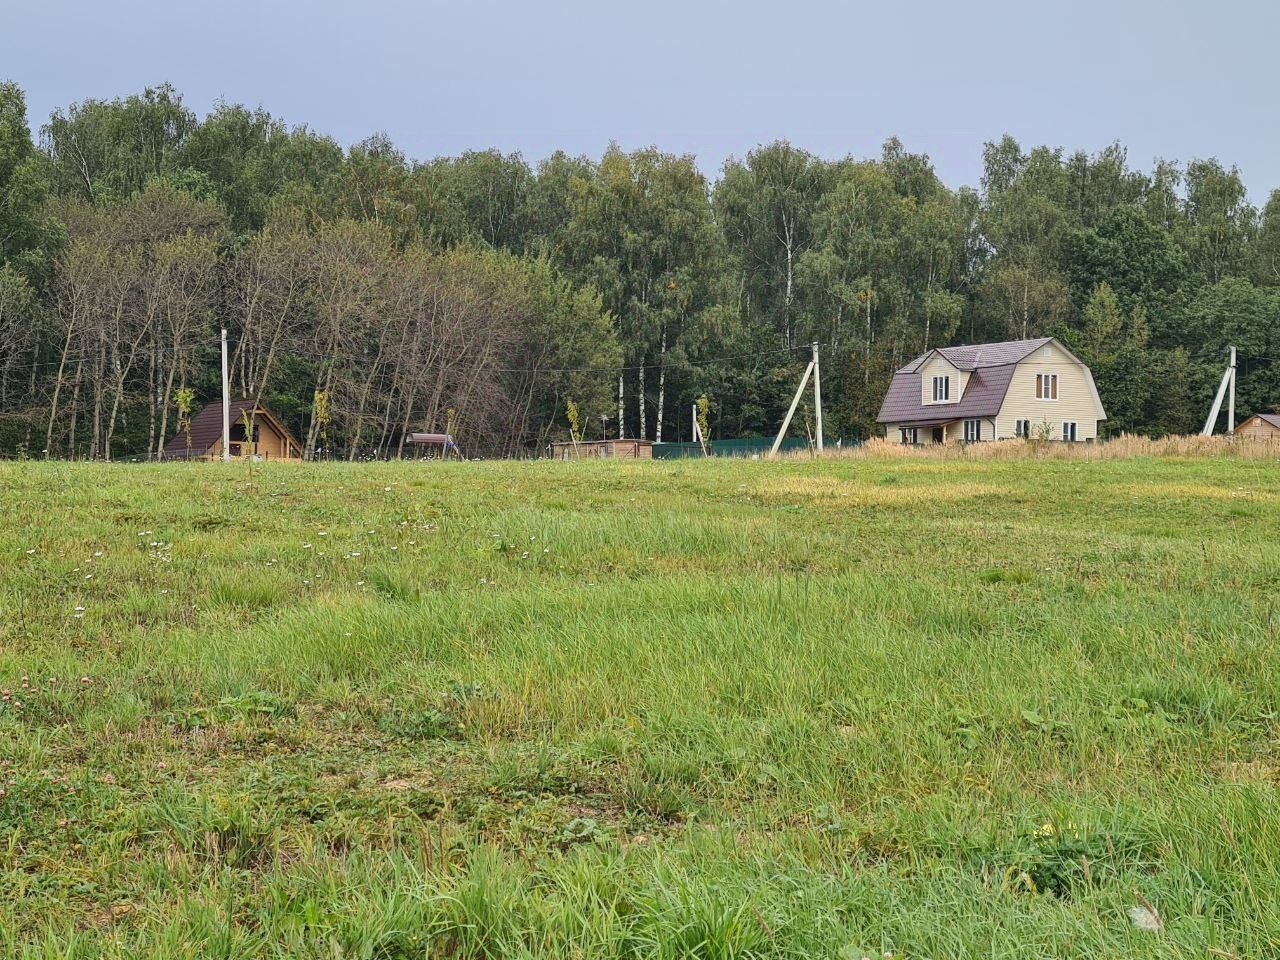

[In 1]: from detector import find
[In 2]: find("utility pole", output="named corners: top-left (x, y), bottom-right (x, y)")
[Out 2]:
top-left (220, 328), bottom-right (231, 462)
top-left (1201, 345), bottom-right (1237, 436)
top-left (770, 357), bottom-right (814, 457)
top-left (692, 402), bottom-right (709, 455)
top-left (770, 344), bottom-right (825, 457)
top-left (1227, 345), bottom-right (1236, 434)
top-left (812, 342), bottom-right (823, 453)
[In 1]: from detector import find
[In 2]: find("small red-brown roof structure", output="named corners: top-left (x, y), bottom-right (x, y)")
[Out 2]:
top-left (406, 432), bottom-right (460, 457)
top-left (162, 399), bottom-right (303, 461)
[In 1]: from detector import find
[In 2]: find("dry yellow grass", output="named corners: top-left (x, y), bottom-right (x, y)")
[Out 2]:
top-left (802, 433), bottom-right (1280, 461)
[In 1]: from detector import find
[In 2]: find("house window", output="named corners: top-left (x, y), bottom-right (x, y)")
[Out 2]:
top-left (1015, 419), bottom-right (1031, 439)
top-left (932, 375), bottom-right (950, 402)
top-left (899, 427), bottom-right (918, 445)
top-left (963, 419), bottom-right (982, 442)
top-left (1062, 421), bottom-right (1078, 442)
top-left (1036, 373), bottom-right (1058, 400)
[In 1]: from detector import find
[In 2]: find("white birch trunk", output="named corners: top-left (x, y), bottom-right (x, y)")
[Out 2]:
top-left (637, 364), bottom-right (646, 441)
top-left (655, 326), bottom-right (667, 443)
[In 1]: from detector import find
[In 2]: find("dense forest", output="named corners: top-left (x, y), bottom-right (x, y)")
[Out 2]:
top-left (1, 81), bottom-right (1277, 458)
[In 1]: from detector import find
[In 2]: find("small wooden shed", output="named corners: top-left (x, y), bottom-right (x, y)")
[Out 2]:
top-left (162, 399), bottom-right (303, 461)
top-left (550, 439), bottom-right (653, 460)
top-left (1234, 412), bottom-right (1280, 440)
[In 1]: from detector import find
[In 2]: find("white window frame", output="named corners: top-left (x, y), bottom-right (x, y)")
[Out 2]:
top-left (1036, 373), bottom-right (1059, 400)
top-left (963, 419), bottom-right (982, 442)
top-left (899, 427), bottom-right (918, 445)
top-left (1015, 419), bottom-right (1031, 439)
top-left (1062, 421), bottom-right (1078, 442)
top-left (931, 375), bottom-right (950, 402)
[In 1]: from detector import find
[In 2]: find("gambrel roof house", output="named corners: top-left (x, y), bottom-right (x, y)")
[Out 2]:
top-left (876, 337), bottom-right (1106, 444)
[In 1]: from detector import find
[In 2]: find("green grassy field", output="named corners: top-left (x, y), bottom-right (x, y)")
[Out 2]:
top-left (1, 453), bottom-right (1278, 958)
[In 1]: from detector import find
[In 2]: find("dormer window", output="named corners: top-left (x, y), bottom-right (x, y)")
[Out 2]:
top-left (932, 375), bottom-right (951, 402)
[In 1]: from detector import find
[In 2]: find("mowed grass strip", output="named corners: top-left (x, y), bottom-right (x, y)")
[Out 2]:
top-left (0, 454), bottom-right (1277, 958)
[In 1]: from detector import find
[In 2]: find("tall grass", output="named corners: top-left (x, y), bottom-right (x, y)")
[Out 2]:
top-left (826, 432), bottom-right (1280, 461)
top-left (0, 454), bottom-right (1277, 957)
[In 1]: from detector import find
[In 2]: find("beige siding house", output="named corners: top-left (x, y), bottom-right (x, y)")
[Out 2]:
top-left (877, 337), bottom-right (1106, 443)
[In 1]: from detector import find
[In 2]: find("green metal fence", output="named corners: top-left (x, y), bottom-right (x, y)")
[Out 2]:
top-left (651, 437), bottom-right (811, 459)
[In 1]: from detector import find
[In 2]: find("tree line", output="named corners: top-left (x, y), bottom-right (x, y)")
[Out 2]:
top-left (1, 81), bottom-right (1277, 458)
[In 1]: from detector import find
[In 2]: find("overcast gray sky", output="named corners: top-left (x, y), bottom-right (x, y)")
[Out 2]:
top-left (4, 0), bottom-right (1277, 198)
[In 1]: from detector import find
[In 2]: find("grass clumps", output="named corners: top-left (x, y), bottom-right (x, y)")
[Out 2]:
top-left (1, 452), bottom-right (1279, 957)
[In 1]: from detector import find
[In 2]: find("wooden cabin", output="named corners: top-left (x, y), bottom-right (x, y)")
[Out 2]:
top-left (1234, 412), bottom-right (1280, 440)
top-left (162, 399), bottom-right (304, 461)
top-left (550, 439), bottom-right (653, 460)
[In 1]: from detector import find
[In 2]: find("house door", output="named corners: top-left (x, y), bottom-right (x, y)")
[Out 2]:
top-left (932, 427), bottom-right (944, 444)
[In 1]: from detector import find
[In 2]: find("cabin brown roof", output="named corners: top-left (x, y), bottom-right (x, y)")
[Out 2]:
top-left (876, 338), bottom-right (1053, 425)
top-left (1256, 413), bottom-right (1280, 428)
top-left (161, 399), bottom-right (301, 458)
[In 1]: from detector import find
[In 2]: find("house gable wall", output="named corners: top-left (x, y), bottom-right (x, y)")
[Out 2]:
top-left (994, 341), bottom-right (1104, 440)
top-left (1236, 415), bottom-right (1280, 439)
top-left (208, 418), bottom-right (301, 460)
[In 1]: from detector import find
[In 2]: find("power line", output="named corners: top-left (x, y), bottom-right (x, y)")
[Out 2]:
top-left (280, 341), bottom-right (818, 375)
top-left (11, 340), bottom-right (822, 377)
top-left (17, 342), bottom-right (1280, 379)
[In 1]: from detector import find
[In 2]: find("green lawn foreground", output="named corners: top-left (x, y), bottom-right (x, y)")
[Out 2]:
top-left (0, 454), bottom-right (1277, 959)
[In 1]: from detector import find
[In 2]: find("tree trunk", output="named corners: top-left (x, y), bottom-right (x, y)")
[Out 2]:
top-left (146, 341), bottom-right (157, 459)
top-left (396, 380), bottom-right (423, 459)
top-left (655, 326), bottom-right (667, 443)
top-left (1021, 277), bottom-right (1029, 339)
top-left (44, 327), bottom-right (75, 457)
top-left (67, 361), bottom-right (84, 459)
top-left (374, 386), bottom-right (399, 459)
top-left (89, 342), bottom-right (105, 460)
top-left (863, 295), bottom-right (872, 384)
top-left (637, 364), bottom-right (647, 441)
top-left (305, 364), bottom-right (336, 460)
top-left (783, 216), bottom-right (795, 347)
top-left (155, 354), bottom-right (179, 460)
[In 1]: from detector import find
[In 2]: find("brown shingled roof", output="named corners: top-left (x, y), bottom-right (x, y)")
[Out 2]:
top-left (877, 337), bottom-right (1055, 425)
top-left (899, 337), bottom-right (1053, 374)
